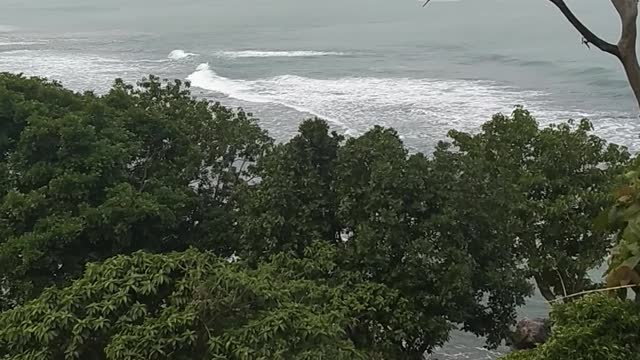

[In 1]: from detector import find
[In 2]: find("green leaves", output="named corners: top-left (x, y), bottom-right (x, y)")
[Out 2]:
top-left (502, 295), bottom-right (640, 360)
top-left (239, 118), bottom-right (532, 352)
top-left (605, 163), bottom-right (640, 296)
top-left (0, 244), bottom-right (415, 360)
top-left (439, 107), bottom-right (629, 302)
top-left (0, 74), bottom-right (270, 305)
top-left (238, 118), bottom-right (342, 260)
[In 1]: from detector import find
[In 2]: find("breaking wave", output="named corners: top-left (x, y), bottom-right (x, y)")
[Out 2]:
top-left (168, 49), bottom-right (198, 60)
top-left (185, 63), bottom-right (638, 150)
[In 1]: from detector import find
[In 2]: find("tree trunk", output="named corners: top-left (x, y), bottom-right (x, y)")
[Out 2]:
top-left (550, 0), bottom-right (640, 110)
top-left (533, 273), bottom-right (557, 303)
top-left (613, 0), bottom-right (640, 109)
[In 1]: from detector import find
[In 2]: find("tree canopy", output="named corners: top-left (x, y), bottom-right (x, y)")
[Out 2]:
top-left (0, 243), bottom-right (439, 360)
top-left (0, 73), bottom-right (270, 307)
top-left (435, 108), bottom-right (630, 301)
top-left (0, 72), bottom-right (635, 359)
top-left (239, 119), bottom-right (535, 348)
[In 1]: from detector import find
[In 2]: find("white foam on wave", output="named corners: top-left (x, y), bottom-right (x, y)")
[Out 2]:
top-left (186, 63), bottom-right (348, 128)
top-left (0, 50), bottom-right (152, 93)
top-left (168, 49), bottom-right (198, 60)
top-left (188, 63), bottom-right (264, 102)
top-left (216, 50), bottom-right (346, 58)
top-left (186, 63), bottom-right (638, 150)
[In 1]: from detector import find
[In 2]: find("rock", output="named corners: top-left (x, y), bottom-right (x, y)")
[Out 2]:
top-left (512, 318), bottom-right (550, 350)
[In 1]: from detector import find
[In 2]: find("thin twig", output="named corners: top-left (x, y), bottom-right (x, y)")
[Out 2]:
top-left (422, 0), bottom-right (432, 7)
top-left (555, 268), bottom-right (568, 298)
top-left (547, 284), bottom-right (640, 304)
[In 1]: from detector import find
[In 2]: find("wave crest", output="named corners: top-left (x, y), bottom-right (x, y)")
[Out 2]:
top-left (168, 49), bottom-right (198, 60)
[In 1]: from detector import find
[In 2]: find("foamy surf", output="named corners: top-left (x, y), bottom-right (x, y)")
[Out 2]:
top-left (216, 50), bottom-right (346, 58)
top-left (0, 50), bottom-right (152, 93)
top-left (185, 63), bottom-right (638, 150)
top-left (187, 63), bottom-right (266, 102)
top-left (168, 49), bottom-right (198, 60)
top-left (186, 63), bottom-right (348, 128)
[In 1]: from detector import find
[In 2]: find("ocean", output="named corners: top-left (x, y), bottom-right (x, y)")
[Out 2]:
top-left (0, 0), bottom-right (634, 358)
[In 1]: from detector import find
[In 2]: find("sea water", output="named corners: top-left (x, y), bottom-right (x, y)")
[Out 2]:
top-left (0, 0), bottom-right (634, 357)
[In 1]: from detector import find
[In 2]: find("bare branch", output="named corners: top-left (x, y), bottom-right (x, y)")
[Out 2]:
top-left (549, 0), bottom-right (640, 110)
top-left (548, 0), bottom-right (621, 58)
top-left (423, 0), bottom-right (640, 110)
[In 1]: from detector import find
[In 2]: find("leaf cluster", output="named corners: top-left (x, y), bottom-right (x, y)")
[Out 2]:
top-left (502, 295), bottom-right (640, 360)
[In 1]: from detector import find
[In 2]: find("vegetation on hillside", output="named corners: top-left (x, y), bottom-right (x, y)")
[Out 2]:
top-left (0, 74), bottom-right (270, 309)
top-left (439, 108), bottom-right (630, 301)
top-left (0, 243), bottom-right (434, 360)
top-left (502, 295), bottom-right (640, 360)
top-left (0, 72), bottom-right (638, 359)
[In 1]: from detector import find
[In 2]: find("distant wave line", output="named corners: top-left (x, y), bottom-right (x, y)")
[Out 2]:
top-left (0, 41), bottom-right (45, 46)
top-left (216, 50), bottom-right (347, 58)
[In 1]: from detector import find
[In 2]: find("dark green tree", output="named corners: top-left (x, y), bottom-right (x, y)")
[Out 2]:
top-left (238, 118), bottom-right (342, 260)
top-left (0, 73), bottom-right (270, 307)
top-left (336, 126), bottom-right (531, 347)
top-left (437, 108), bottom-right (630, 301)
top-left (429, 137), bottom-right (532, 343)
top-left (240, 121), bottom-right (532, 352)
top-left (4, 72), bottom-right (627, 357)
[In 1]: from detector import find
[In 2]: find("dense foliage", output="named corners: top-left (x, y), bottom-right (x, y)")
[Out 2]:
top-left (0, 243), bottom-right (432, 360)
top-left (501, 295), bottom-right (640, 360)
top-left (0, 72), bottom-right (635, 359)
top-left (239, 120), bottom-right (532, 347)
top-left (0, 73), bottom-right (270, 307)
top-left (606, 158), bottom-right (640, 300)
top-left (437, 108), bottom-right (629, 301)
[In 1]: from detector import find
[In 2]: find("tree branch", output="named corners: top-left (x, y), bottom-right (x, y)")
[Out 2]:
top-left (548, 0), bottom-right (622, 58)
top-left (534, 273), bottom-right (557, 302)
top-left (549, 0), bottom-right (640, 110)
top-left (611, 0), bottom-right (640, 109)
top-left (423, 0), bottom-right (640, 110)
